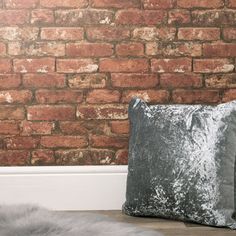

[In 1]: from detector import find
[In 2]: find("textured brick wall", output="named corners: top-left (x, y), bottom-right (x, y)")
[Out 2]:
top-left (0, 0), bottom-right (235, 166)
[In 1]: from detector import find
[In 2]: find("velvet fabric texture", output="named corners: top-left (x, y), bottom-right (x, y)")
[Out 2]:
top-left (123, 98), bottom-right (236, 229)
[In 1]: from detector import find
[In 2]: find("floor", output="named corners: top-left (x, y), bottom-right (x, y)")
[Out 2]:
top-left (90, 210), bottom-right (235, 236)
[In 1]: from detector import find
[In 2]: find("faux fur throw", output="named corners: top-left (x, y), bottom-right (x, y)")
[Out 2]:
top-left (0, 204), bottom-right (162, 236)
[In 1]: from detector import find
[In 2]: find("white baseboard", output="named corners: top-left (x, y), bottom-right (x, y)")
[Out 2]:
top-left (0, 166), bottom-right (128, 211)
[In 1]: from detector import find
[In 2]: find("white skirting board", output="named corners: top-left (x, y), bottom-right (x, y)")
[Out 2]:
top-left (0, 166), bottom-right (128, 211)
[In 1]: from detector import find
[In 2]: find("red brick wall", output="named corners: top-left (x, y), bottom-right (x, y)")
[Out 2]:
top-left (0, 0), bottom-right (235, 166)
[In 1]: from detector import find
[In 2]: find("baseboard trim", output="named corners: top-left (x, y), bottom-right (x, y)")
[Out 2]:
top-left (0, 166), bottom-right (128, 211)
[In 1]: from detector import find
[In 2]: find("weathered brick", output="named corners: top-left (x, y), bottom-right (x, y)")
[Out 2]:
top-left (57, 59), bottom-right (98, 73)
top-left (0, 42), bottom-right (6, 55)
top-left (68, 74), bottom-right (107, 89)
top-left (40, 0), bottom-right (88, 8)
top-left (14, 58), bottom-right (55, 73)
top-left (0, 59), bottom-right (12, 73)
top-left (77, 105), bottom-right (128, 120)
top-left (177, 0), bottom-right (224, 8)
top-left (178, 28), bottom-right (220, 40)
top-left (23, 74), bottom-right (65, 88)
top-left (0, 150), bottom-right (30, 166)
top-left (0, 90), bottom-right (32, 104)
top-left (193, 59), bottom-right (234, 73)
top-left (110, 120), bottom-right (129, 134)
top-left (4, 0), bottom-right (38, 8)
top-left (203, 43), bottom-right (236, 57)
top-left (111, 73), bottom-right (159, 88)
top-left (91, 0), bottom-right (140, 8)
top-left (0, 10), bottom-right (29, 25)
top-left (66, 43), bottom-right (113, 57)
top-left (160, 73), bottom-right (202, 88)
top-left (41, 27), bottom-right (84, 41)
top-left (100, 59), bottom-right (149, 72)
top-left (116, 42), bottom-right (144, 56)
top-left (35, 90), bottom-right (83, 104)
top-left (172, 90), bottom-right (220, 104)
top-left (86, 27), bottom-right (130, 42)
top-left (20, 121), bottom-right (54, 135)
top-left (41, 136), bottom-right (88, 148)
top-left (0, 121), bottom-right (19, 134)
top-left (122, 89), bottom-right (169, 103)
top-left (116, 10), bottom-right (167, 25)
top-left (151, 58), bottom-right (192, 73)
top-left (0, 74), bottom-right (21, 89)
top-left (115, 149), bottom-right (128, 165)
top-left (5, 137), bottom-right (39, 149)
top-left (228, 0), bottom-right (236, 8)
top-left (168, 9), bottom-right (191, 24)
top-left (223, 28), bottom-right (236, 40)
top-left (91, 135), bottom-right (128, 148)
top-left (27, 105), bottom-right (75, 121)
top-left (55, 9), bottom-right (113, 25)
top-left (31, 9), bottom-right (54, 24)
top-left (87, 89), bottom-right (120, 103)
top-left (223, 89), bottom-right (236, 102)
top-left (31, 150), bottom-right (55, 165)
top-left (143, 0), bottom-right (174, 9)
top-left (205, 74), bottom-right (236, 88)
top-left (0, 106), bottom-right (25, 120)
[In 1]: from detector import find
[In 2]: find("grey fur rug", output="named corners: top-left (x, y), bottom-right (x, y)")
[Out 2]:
top-left (0, 205), bottom-right (162, 236)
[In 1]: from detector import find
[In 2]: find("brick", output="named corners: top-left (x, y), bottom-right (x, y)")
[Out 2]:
top-left (4, 0), bottom-right (38, 8)
top-left (68, 74), bottom-right (107, 89)
top-left (0, 27), bottom-right (39, 41)
top-left (0, 74), bottom-right (21, 89)
top-left (0, 10), bottom-right (29, 25)
top-left (160, 73), bottom-right (202, 88)
top-left (172, 90), bottom-right (220, 104)
top-left (86, 89), bottom-right (120, 103)
top-left (77, 105), bottom-right (128, 120)
top-left (91, 135), bottom-right (128, 148)
top-left (20, 121), bottom-right (54, 135)
top-left (111, 73), bottom-right (158, 88)
top-left (5, 137), bottom-right (39, 149)
top-left (132, 27), bottom-right (176, 41)
top-left (110, 120), bottom-right (129, 134)
top-left (41, 27), bottom-right (84, 41)
top-left (0, 59), bottom-right (12, 73)
top-left (203, 43), bottom-right (236, 57)
top-left (205, 74), bottom-right (236, 88)
top-left (223, 89), bottom-right (236, 102)
top-left (91, 0), bottom-right (140, 8)
top-left (0, 90), bottom-right (32, 104)
top-left (192, 10), bottom-right (236, 26)
top-left (122, 89), bottom-right (169, 103)
top-left (168, 9), bottom-right (191, 24)
top-left (0, 106), bottom-right (25, 120)
top-left (35, 90), bottom-right (83, 104)
top-left (116, 42), bottom-right (144, 56)
top-left (0, 42), bottom-right (6, 55)
top-left (57, 59), bottom-right (98, 73)
top-left (55, 149), bottom-right (115, 165)
top-left (115, 149), bottom-right (128, 165)
top-left (0, 121), bottom-right (19, 134)
top-left (223, 28), bottom-right (236, 40)
top-left (0, 150), bottom-right (30, 166)
top-left (86, 27), bottom-right (130, 42)
top-left (60, 121), bottom-right (106, 135)
top-left (31, 9), bottom-right (54, 24)
top-left (151, 58), bottom-right (192, 73)
top-left (115, 10), bottom-right (166, 25)
top-left (178, 28), bottom-right (220, 40)
top-left (143, 0), bottom-right (174, 9)
top-left (31, 150), bottom-right (55, 165)
top-left (55, 9), bottom-right (113, 25)
top-left (27, 105), bottom-right (75, 121)
top-left (23, 74), bottom-right (65, 88)
top-left (177, 0), bottom-right (224, 8)
top-left (100, 59), bottom-right (149, 72)
top-left (228, 0), bottom-right (236, 8)
top-left (40, 0), bottom-right (88, 8)
top-left (14, 58), bottom-right (55, 73)
top-left (41, 136), bottom-right (88, 148)
top-left (193, 59), bottom-right (234, 73)
top-left (66, 43), bottom-right (113, 57)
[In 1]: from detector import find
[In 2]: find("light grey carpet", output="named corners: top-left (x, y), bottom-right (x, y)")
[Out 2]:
top-left (0, 204), bottom-right (162, 236)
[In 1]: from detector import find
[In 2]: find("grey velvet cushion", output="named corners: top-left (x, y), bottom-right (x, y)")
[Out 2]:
top-left (123, 97), bottom-right (236, 229)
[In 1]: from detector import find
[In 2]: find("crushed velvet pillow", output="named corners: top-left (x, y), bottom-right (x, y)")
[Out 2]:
top-left (123, 97), bottom-right (236, 229)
